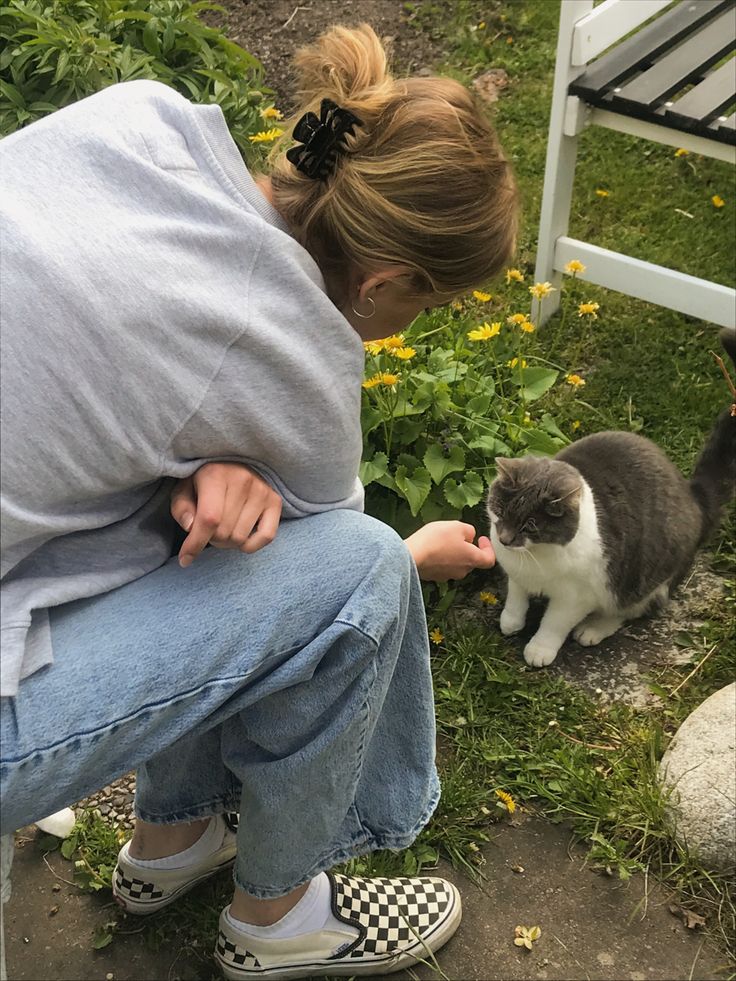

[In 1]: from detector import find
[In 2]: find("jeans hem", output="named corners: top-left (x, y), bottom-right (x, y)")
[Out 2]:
top-left (135, 794), bottom-right (240, 824)
top-left (232, 779), bottom-right (441, 899)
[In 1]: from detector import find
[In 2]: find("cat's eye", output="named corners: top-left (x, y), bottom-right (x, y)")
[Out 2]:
top-left (522, 518), bottom-right (537, 533)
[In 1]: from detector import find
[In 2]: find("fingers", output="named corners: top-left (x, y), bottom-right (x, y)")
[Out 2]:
top-left (178, 478), bottom-right (226, 567)
top-left (170, 477), bottom-right (196, 532)
top-left (241, 498), bottom-right (282, 553)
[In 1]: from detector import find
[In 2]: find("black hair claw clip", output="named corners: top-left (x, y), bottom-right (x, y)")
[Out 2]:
top-left (286, 98), bottom-right (363, 180)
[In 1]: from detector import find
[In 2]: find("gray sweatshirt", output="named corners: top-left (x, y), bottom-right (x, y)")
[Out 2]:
top-left (0, 80), bottom-right (365, 697)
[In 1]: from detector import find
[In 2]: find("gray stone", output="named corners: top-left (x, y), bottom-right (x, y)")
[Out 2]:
top-left (659, 682), bottom-right (736, 870)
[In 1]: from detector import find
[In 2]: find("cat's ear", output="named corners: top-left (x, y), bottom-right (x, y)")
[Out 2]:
top-left (545, 476), bottom-right (582, 517)
top-left (495, 457), bottom-right (521, 483)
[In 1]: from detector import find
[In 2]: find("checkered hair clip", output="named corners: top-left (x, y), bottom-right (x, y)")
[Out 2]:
top-left (286, 98), bottom-right (363, 180)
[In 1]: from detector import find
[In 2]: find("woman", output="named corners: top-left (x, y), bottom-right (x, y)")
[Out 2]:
top-left (0, 23), bottom-right (516, 979)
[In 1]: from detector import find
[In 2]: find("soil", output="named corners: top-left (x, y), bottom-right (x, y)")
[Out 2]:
top-left (204, 0), bottom-right (455, 111)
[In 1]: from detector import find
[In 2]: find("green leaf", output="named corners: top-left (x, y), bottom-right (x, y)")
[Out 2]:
top-left (468, 435), bottom-right (512, 455)
top-left (394, 466), bottom-right (431, 516)
top-left (443, 472), bottom-right (484, 509)
top-left (466, 393), bottom-right (492, 415)
top-left (37, 834), bottom-right (61, 852)
top-left (510, 367), bottom-right (559, 402)
top-left (360, 405), bottom-right (384, 436)
top-left (540, 412), bottom-right (569, 443)
top-left (60, 837), bottom-right (77, 859)
top-left (424, 443), bottom-right (465, 485)
top-left (51, 50), bottom-right (69, 86)
top-left (359, 452), bottom-right (388, 487)
top-left (142, 19), bottom-right (161, 57)
top-left (92, 926), bottom-right (114, 950)
top-left (0, 79), bottom-right (25, 108)
top-left (521, 428), bottom-right (563, 456)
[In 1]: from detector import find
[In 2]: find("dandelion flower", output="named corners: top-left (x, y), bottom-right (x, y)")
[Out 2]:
top-left (472, 289), bottom-right (492, 302)
top-left (578, 301), bottom-right (600, 319)
top-left (261, 106), bottom-right (283, 120)
top-left (506, 268), bottom-right (524, 283)
top-left (507, 313), bottom-right (528, 325)
top-left (566, 373), bottom-right (586, 387)
top-left (564, 259), bottom-right (586, 275)
top-left (248, 128), bottom-right (282, 143)
top-left (496, 789), bottom-right (517, 813)
top-left (429, 627), bottom-right (444, 644)
top-left (392, 346), bottom-right (416, 360)
top-left (508, 357), bottom-right (528, 369)
top-left (364, 340), bottom-right (383, 356)
top-left (468, 321), bottom-right (501, 341)
top-left (520, 320), bottom-right (535, 333)
top-left (529, 281), bottom-right (556, 300)
top-left (712, 194), bottom-right (725, 208)
top-left (379, 373), bottom-right (399, 386)
top-left (362, 374), bottom-right (382, 389)
top-left (674, 148), bottom-right (689, 158)
top-left (478, 20), bottom-right (486, 29)
top-left (479, 591), bottom-right (498, 605)
top-left (595, 188), bottom-right (609, 197)
top-left (381, 334), bottom-right (405, 350)
top-left (451, 301), bottom-right (464, 312)
top-left (572, 419), bottom-right (581, 431)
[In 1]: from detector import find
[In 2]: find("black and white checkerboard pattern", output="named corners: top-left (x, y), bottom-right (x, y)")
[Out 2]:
top-left (216, 931), bottom-right (261, 969)
top-left (114, 868), bottom-right (164, 901)
top-left (332, 873), bottom-right (451, 957)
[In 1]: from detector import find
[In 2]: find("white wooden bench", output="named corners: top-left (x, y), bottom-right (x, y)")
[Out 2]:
top-left (535, 0), bottom-right (736, 328)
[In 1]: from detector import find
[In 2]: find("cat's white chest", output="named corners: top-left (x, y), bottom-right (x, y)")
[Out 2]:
top-left (492, 481), bottom-right (610, 604)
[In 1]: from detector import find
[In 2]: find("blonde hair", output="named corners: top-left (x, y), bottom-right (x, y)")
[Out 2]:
top-left (267, 24), bottom-right (518, 305)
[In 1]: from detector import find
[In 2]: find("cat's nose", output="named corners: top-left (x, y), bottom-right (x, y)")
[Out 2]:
top-left (498, 528), bottom-right (515, 546)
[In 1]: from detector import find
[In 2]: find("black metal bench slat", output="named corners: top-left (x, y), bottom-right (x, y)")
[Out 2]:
top-left (611, 8), bottom-right (735, 112)
top-left (665, 58), bottom-right (736, 129)
top-left (569, 0), bottom-right (731, 102)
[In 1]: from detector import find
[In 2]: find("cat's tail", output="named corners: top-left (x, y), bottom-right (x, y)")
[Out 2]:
top-left (689, 327), bottom-right (736, 544)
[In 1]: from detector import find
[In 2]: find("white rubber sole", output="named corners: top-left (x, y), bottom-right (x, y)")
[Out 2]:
top-left (113, 854), bottom-right (235, 915)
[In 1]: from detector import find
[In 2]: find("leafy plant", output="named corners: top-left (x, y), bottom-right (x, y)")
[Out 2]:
top-left (360, 279), bottom-right (587, 536)
top-left (0, 0), bottom-right (277, 160)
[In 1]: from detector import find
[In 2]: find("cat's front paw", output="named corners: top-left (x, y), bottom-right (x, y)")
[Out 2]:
top-left (523, 637), bottom-right (559, 668)
top-left (500, 608), bottom-right (526, 636)
top-left (573, 615), bottom-right (623, 647)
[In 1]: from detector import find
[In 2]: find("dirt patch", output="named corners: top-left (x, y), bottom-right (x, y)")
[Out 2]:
top-left (206, 0), bottom-right (455, 110)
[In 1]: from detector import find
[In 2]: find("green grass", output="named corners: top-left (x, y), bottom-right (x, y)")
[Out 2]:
top-left (50, 0), bottom-right (735, 973)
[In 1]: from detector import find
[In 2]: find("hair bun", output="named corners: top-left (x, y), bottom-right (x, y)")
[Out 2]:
top-left (292, 23), bottom-right (392, 107)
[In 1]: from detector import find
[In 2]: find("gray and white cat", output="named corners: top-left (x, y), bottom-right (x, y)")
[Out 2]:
top-left (486, 329), bottom-right (736, 668)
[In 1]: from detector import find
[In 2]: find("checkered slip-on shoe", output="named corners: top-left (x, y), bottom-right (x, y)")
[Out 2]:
top-left (214, 871), bottom-right (461, 979)
top-left (112, 814), bottom-right (237, 915)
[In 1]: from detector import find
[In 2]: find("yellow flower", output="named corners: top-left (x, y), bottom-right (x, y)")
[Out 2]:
top-left (674, 148), bottom-right (689, 158)
top-left (520, 320), bottom-right (535, 333)
top-left (712, 194), bottom-right (725, 208)
top-left (495, 789), bottom-right (516, 813)
top-left (564, 259), bottom-right (586, 275)
top-left (578, 301), bottom-right (600, 319)
top-left (472, 289), bottom-right (492, 302)
top-left (363, 372), bottom-right (399, 388)
top-left (381, 334), bottom-right (405, 350)
top-left (261, 106), bottom-right (283, 120)
top-left (468, 321), bottom-right (501, 341)
top-left (529, 281), bottom-right (556, 300)
top-left (429, 627), bottom-right (444, 644)
top-left (478, 20), bottom-right (486, 29)
top-left (507, 357), bottom-right (528, 369)
top-left (479, 591), bottom-right (498, 605)
top-left (506, 268), bottom-right (524, 283)
top-left (514, 925), bottom-right (541, 949)
top-left (523, 411), bottom-right (532, 426)
top-left (566, 373), bottom-right (586, 387)
top-left (595, 188), bottom-right (609, 197)
top-left (379, 372), bottom-right (399, 386)
top-left (363, 340), bottom-right (383, 356)
top-left (507, 313), bottom-right (527, 325)
top-left (362, 374), bottom-right (382, 389)
top-left (392, 346), bottom-right (416, 360)
top-left (572, 419), bottom-right (581, 431)
top-left (248, 128), bottom-right (282, 143)
top-left (451, 301), bottom-right (464, 312)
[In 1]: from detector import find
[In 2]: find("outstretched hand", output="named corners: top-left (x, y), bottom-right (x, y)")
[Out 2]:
top-left (405, 521), bottom-right (495, 582)
top-left (170, 463), bottom-right (282, 567)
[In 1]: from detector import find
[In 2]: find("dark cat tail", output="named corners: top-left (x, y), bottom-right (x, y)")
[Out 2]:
top-left (689, 327), bottom-right (736, 544)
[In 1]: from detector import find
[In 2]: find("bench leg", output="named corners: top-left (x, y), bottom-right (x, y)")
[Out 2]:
top-left (535, 0), bottom-right (593, 324)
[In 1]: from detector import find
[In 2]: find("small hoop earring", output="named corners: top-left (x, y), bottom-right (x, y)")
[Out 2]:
top-left (351, 296), bottom-right (376, 319)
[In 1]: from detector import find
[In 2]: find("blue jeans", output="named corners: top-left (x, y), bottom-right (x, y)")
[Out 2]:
top-left (0, 510), bottom-right (439, 897)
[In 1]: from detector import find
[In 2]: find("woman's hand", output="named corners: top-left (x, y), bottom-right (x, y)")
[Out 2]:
top-left (171, 463), bottom-right (282, 567)
top-left (405, 521), bottom-right (495, 582)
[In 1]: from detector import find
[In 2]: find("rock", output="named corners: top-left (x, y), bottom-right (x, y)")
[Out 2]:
top-left (471, 68), bottom-right (510, 104)
top-left (659, 683), bottom-right (736, 870)
top-left (98, 804), bottom-right (110, 816)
